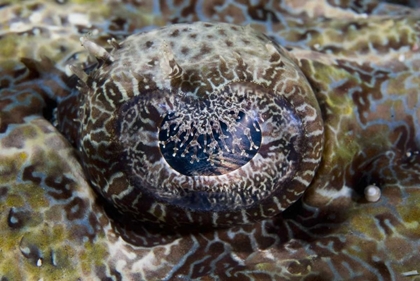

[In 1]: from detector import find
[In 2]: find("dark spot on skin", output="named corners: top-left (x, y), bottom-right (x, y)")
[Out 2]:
top-left (145, 41), bottom-right (153, 48)
top-left (268, 52), bottom-right (282, 63)
top-left (327, 44), bottom-right (350, 54)
top-left (189, 33), bottom-right (197, 39)
top-left (59, 45), bottom-right (67, 53)
top-left (147, 59), bottom-right (156, 66)
top-left (200, 44), bottom-right (212, 55)
top-left (0, 186), bottom-right (8, 197)
top-left (207, 34), bottom-right (214, 39)
top-left (181, 46), bottom-right (190, 55)
top-left (230, 26), bottom-right (239, 31)
top-left (27, 3), bottom-right (42, 11)
top-left (218, 29), bottom-right (227, 37)
top-left (170, 29), bottom-right (180, 37)
top-left (0, 78), bottom-right (10, 89)
top-left (247, 4), bottom-right (279, 23)
top-left (22, 166), bottom-right (42, 185)
top-left (242, 39), bottom-right (251, 45)
top-left (178, 0), bottom-right (197, 18)
top-left (225, 40), bottom-right (233, 47)
top-left (64, 197), bottom-right (87, 220)
top-left (110, 18), bottom-right (127, 31)
top-left (0, 120), bottom-right (8, 134)
top-left (108, 268), bottom-right (123, 281)
top-left (45, 175), bottom-right (74, 200)
top-left (7, 207), bottom-right (31, 229)
top-left (203, 23), bottom-right (214, 27)
top-left (297, 30), bottom-right (316, 43)
top-left (59, 15), bottom-right (69, 25)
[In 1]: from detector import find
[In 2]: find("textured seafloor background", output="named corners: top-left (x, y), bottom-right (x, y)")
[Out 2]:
top-left (1, 0), bottom-right (420, 280)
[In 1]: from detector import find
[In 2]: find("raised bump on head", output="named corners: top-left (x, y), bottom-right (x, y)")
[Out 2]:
top-left (80, 36), bottom-right (114, 63)
top-left (364, 185), bottom-right (381, 202)
top-left (159, 43), bottom-right (183, 79)
top-left (68, 64), bottom-right (88, 84)
top-left (107, 38), bottom-right (121, 49)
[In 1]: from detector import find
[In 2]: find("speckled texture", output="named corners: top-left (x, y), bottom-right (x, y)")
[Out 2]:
top-left (1, 0), bottom-right (420, 280)
top-left (64, 22), bottom-right (324, 226)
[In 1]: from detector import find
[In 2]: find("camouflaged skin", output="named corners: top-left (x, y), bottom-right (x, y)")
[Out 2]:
top-left (1, 0), bottom-right (420, 280)
top-left (66, 22), bottom-right (324, 226)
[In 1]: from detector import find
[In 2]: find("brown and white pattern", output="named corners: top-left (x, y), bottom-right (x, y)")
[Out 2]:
top-left (63, 22), bottom-right (324, 226)
top-left (1, 1), bottom-right (420, 280)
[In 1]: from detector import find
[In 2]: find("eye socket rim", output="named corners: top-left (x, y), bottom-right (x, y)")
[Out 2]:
top-left (75, 22), bottom-right (325, 227)
top-left (114, 81), bottom-right (304, 211)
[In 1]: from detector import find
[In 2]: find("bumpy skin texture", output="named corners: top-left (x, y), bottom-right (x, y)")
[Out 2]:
top-left (1, 0), bottom-right (420, 280)
top-left (67, 22), bottom-right (324, 226)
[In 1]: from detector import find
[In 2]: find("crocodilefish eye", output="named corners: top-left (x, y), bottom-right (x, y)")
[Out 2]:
top-left (58, 22), bottom-right (324, 227)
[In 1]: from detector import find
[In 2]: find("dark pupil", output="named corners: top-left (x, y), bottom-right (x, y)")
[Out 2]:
top-left (159, 111), bottom-right (262, 176)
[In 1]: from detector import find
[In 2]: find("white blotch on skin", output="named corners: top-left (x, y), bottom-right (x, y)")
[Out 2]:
top-left (68, 13), bottom-right (91, 27)
top-left (398, 54), bottom-right (405, 62)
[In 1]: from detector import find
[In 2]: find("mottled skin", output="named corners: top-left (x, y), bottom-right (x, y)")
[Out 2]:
top-left (1, 1), bottom-right (420, 280)
top-left (64, 22), bottom-right (324, 227)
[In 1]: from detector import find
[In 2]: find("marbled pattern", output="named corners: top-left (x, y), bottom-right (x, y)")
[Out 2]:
top-left (63, 22), bottom-right (324, 226)
top-left (1, 0), bottom-right (420, 280)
